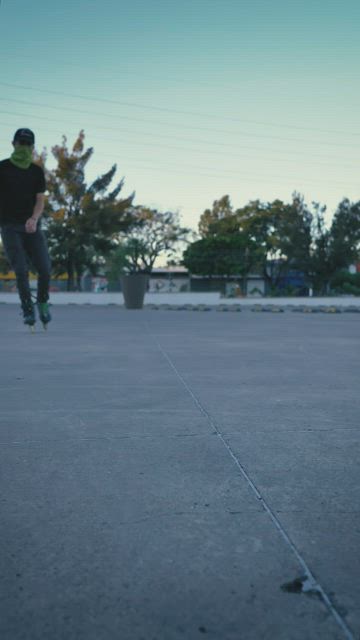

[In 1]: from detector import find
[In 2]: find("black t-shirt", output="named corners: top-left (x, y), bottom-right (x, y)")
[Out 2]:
top-left (0, 159), bottom-right (46, 225)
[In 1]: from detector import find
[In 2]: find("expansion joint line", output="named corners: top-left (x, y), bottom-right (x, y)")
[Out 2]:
top-left (147, 328), bottom-right (355, 640)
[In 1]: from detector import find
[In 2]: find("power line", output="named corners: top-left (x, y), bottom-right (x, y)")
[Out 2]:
top-left (0, 110), bottom-right (357, 176)
top-left (114, 158), bottom-right (358, 187)
top-left (0, 119), bottom-right (356, 190)
top-left (0, 111), bottom-right (354, 178)
top-left (0, 80), bottom-right (359, 139)
top-left (93, 157), bottom-right (359, 190)
top-left (3, 53), bottom-right (351, 118)
top-left (0, 96), bottom-right (358, 161)
top-left (0, 102), bottom-right (359, 153)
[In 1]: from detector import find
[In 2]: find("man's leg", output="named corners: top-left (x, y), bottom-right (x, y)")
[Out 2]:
top-left (24, 229), bottom-right (52, 325)
top-left (0, 226), bottom-right (33, 309)
top-left (24, 229), bottom-right (51, 303)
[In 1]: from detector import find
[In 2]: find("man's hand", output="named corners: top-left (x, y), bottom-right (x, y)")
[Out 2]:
top-left (25, 217), bottom-right (38, 234)
top-left (26, 194), bottom-right (45, 233)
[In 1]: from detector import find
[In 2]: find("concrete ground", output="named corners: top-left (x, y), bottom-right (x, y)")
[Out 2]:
top-left (0, 305), bottom-right (359, 640)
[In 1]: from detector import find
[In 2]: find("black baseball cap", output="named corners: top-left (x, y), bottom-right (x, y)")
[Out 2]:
top-left (13, 128), bottom-right (35, 145)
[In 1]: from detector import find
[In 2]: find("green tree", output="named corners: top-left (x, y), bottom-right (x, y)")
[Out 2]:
top-left (198, 195), bottom-right (234, 237)
top-left (330, 198), bottom-right (360, 270)
top-left (309, 199), bottom-right (360, 294)
top-left (106, 206), bottom-right (190, 279)
top-left (308, 202), bottom-right (332, 294)
top-left (197, 194), bottom-right (313, 291)
top-left (45, 131), bottom-right (134, 290)
top-left (183, 233), bottom-right (260, 293)
top-left (238, 194), bottom-right (313, 291)
top-left (330, 270), bottom-right (360, 295)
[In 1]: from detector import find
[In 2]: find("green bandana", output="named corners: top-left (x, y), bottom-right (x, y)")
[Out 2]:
top-left (10, 145), bottom-right (33, 169)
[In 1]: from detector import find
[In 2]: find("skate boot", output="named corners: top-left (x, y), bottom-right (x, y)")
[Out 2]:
top-left (22, 300), bottom-right (36, 331)
top-left (37, 302), bottom-right (51, 329)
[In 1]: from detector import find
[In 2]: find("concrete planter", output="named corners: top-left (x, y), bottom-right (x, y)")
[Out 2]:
top-left (121, 274), bottom-right (149, 309)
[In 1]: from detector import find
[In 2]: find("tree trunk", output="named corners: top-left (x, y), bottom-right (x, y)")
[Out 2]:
top-left (76, 271), bottom-right (82, 291)
top-left (241, 276), bottom-right (247, 296)
top-left (262, 266), bottom-right (272, 294)
top-left (67, 255), bottom-right (75, 291)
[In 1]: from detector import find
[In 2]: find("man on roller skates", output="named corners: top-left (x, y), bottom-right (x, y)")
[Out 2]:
top-left (0, 128), bottom-right (51, 329)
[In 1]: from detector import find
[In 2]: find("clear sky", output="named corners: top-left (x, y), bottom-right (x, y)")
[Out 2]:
top-left (0, 0), bottom-right (359, 232)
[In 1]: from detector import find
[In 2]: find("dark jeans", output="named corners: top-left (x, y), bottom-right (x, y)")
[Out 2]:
top-left (1, 224), bottom-right (51, 306)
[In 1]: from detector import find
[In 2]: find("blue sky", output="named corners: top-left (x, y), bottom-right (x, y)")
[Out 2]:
top-left (0, 0), bottom-right (359, 233)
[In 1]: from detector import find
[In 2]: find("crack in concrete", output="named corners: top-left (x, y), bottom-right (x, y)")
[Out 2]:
top-left (147, 324), bottom-right (356, 640)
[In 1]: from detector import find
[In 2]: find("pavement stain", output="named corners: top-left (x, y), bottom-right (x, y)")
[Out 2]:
top-left (281, 575), bottom-right (322, 600)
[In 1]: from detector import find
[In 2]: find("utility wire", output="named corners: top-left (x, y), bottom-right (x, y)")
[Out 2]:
top-left (79, 154), bottom-right (360, 190)
top-left (0, 80), bottom-right (359, 138)
top-left (0, 117), bottom-right (357, 185)
top-left (0, 97), bottom-right (358, 163)
top-left (0, 118), bottom-right (354, 170)
top-left (4, 53), bottom-right (355, 120)
top-left (106, 159), bottom-right (357, 189)
top-left (0, 111), bottom-right (357, 178)
top-left (0, 116), bottom-right (354, 189)
top-left (0, 103), bottom-right (359, 152)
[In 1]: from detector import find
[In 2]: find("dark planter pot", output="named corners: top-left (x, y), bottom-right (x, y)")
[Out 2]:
top-left (121, 274), bottom-right (149, 309)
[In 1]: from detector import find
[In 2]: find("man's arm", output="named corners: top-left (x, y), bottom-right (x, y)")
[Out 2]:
top-left (25, 193), bottom-right (45, 234)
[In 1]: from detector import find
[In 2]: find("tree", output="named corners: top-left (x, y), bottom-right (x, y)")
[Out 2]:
top-left (309, 199), bottom-right (360, 294)
top-left (308, 202), bottom-right (332, 294)
top-left (183, 233), bottom-right (261, 293)
top-left (197, 194), bottom-right (313, 291)
top-left (198, 195), bottom-right (234, 237)
top-left (44, 131), bottom-right (134, 290)
top-left (237, 194), bottom-right (313, 291)
top-left (330, 270), bottom-right (360, 295)
top-left (106, 206), bottom-right (190, 279)
top-left (330, 198), bottom-right (360, 270)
